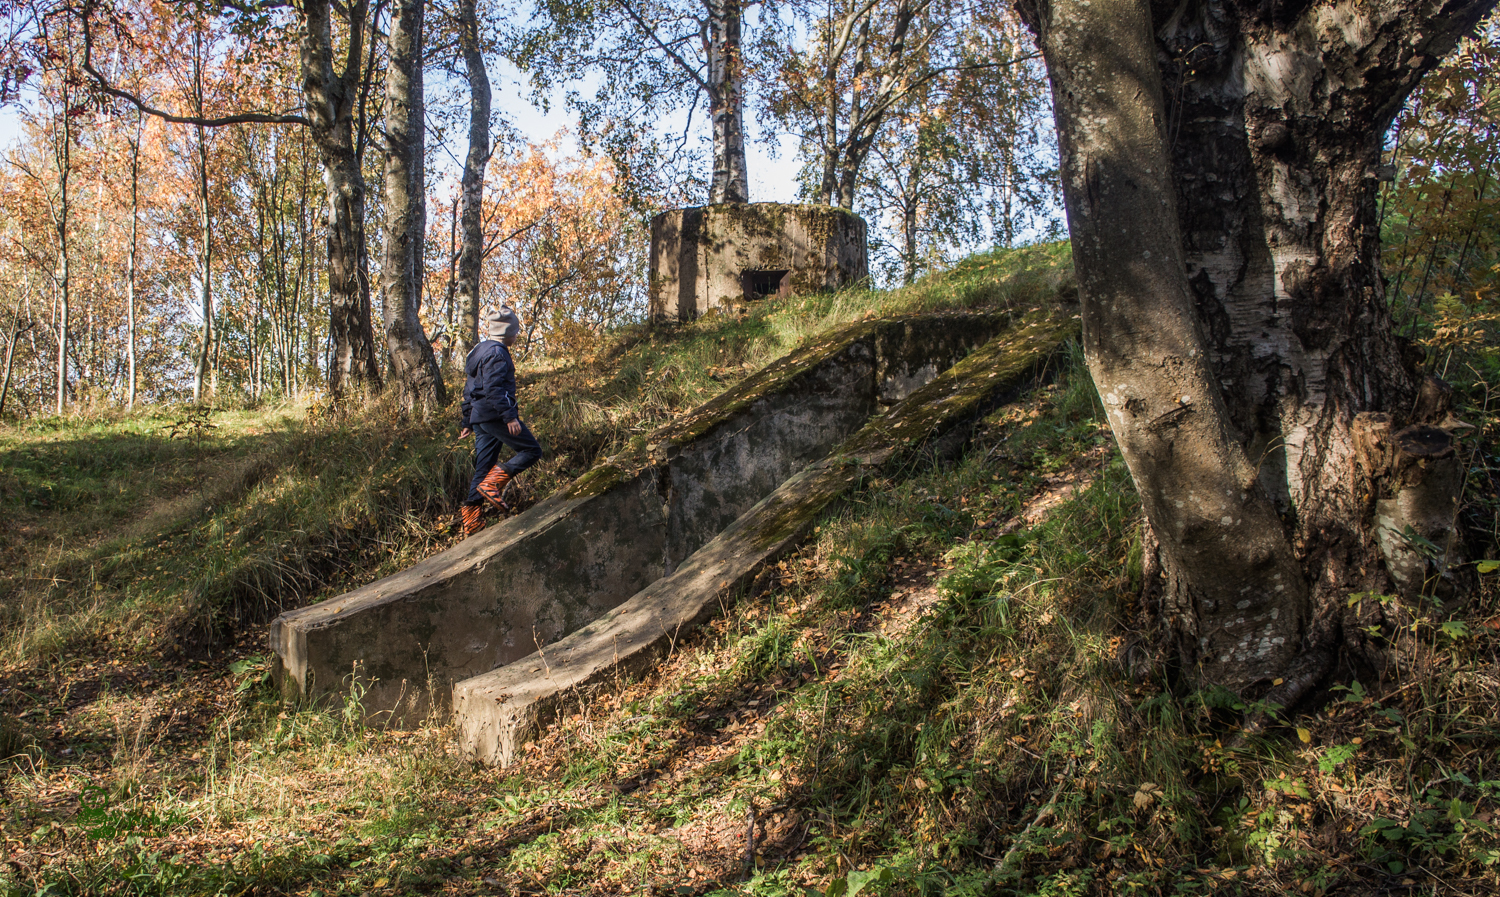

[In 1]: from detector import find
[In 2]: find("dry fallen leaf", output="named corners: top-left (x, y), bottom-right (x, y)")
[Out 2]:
top-left (1134, 782), bottom-right (1162, 809)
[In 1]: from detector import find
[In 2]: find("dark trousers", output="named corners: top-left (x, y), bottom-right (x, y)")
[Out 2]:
top-left (465, 418), bottom-right (544, 506)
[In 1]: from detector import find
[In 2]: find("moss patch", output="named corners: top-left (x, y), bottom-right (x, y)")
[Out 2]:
top-left (561, 462), bottom-right (629, 501)
top-left (746, 307), bottom-right (1079, 553)
top-left (841, 308), bottom-right (1079, 460)
top-left (646, 313), bottom-right (1008, 464)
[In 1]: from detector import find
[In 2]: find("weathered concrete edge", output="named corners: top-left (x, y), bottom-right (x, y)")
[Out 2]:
top-left (267, 487), bottom-right (594, 698)
top-left (452, 309), bottom-right (1079, 765)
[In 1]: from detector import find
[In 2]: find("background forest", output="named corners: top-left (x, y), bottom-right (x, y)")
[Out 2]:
top-left (0, 0), bottom-right (1056, 418)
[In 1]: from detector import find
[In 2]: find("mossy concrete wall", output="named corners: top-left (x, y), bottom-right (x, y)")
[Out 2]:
top-left (270, 313), bottom-right (1008, 721)
top-left (452, 308), bottom-right (1079, 765)
top-left (649, 203), bottom-right (868, 321)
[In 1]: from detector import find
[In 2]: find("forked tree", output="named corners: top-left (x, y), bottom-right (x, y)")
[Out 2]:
top-left (1014, 0), bottom-right (1495, 697)
top-left (298, 0), bottom-right (385, 401)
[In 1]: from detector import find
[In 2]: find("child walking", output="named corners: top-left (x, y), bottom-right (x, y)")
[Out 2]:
top-left (457, 305), bottom-right (544, 536)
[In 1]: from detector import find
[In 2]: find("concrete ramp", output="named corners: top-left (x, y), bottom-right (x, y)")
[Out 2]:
top-left (270, 313), bottom-right (1012, 719)
top-left (452, 308), bottom-right (1077, 765)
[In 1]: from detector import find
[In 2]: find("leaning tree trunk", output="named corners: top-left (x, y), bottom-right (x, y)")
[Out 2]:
top-left (707, 0), bottom-right (749, 204)
top-left (300, 0), bottom-right (382, 403)
top-left (1, 308), bottom-right (30, 418)
top-left (1016, 0), bottom-right (1495, 693)
top-left (836, 132), bottom-right (875, 211)
top-left (1018, 0), bottom-right (1309, 690)
top-left (454, 0), bottom-right (491, 359)
top-left (381, 0), bottom-right (446, 417)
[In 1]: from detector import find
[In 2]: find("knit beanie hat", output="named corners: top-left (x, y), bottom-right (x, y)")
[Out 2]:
top-left (486, 305), bottom-right (522, 342)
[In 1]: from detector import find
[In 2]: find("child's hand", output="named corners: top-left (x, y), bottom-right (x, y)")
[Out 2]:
top-left (507, 420), bottom-right (522, 437)
top-left (459, 428), bottom-right (472, 440)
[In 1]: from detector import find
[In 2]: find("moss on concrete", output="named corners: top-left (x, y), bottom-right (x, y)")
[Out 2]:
top-left (841, 309), bottom-right (1078, 459)
top-left (658, 314), bottom-right (1008, 451)
top-left (744, 468), bottom-right (862, 551)
top-left (554, 311), bottom-right (1016, 499)
top-left (749, 307), bottom-right (1079, 551)
top-left (562, 463), bottom-right (628, 501)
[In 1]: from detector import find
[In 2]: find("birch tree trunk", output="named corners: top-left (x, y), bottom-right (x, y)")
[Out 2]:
top-left (1, 305), bottom-right (29, 419)
top-left (1015, 0), bottom-right (1495, 693)
top-left (192, 121), bottom-right (214, 404)
top-left (300, 0), bottom-right (382, 403)
top-left (901, 194), bottom-right (919, 285)
top-left (381, 0), bottom-right (447, 417)
top-left (1017, 0), bottom-right (1309, 690)
top-left (293, 138), bottom-right (312, 397)
top-left (190, 24), bottom-right (214, 403)
top-left (707, 0), bottom-right (750, 204)
top-left (53, 92), bottom-right (71, 417)
top-left (126, 109), bottom-right (141, 410)
top-left (54, 214), bottom-right (69, 416)
top-left (454, 0), bottom-right (491, 358)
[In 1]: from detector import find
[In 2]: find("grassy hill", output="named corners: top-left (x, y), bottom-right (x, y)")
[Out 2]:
top-left (3, 242), bottom-right (1499, 896)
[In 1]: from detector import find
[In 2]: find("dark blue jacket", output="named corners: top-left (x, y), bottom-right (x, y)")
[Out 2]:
top-left (461, 340), bottom-right (519, 427)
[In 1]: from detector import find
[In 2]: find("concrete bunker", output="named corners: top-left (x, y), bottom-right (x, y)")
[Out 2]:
top-left (650, 203), bottom-right (868, 321)
top-left (452, 309), bottom-right (1079, 766)
top-left (269, 313), bottom-right (1009, 721)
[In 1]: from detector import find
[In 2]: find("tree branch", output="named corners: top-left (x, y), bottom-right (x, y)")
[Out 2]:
top-left (613, 0), bottom-right (711, 94)
top-left (76, 4), bottom-right (308, 127)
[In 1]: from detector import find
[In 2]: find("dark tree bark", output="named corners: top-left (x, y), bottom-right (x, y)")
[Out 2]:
top-left (707, 0), bottom-right (749, 203)
top-left (301, 0), bottom-right (383, 402)
top-left (381, 0), bottom-right (446, 417)
top-left (454, 0), bottom-right (492, 359)
top-left (1015, 0), bottom-right (1494, 692)
top-left (1, 306), bottom-right (34, 419)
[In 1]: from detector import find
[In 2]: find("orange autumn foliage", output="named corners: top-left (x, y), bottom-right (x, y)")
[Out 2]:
top-left (428, 137), bottom-right (646, 365)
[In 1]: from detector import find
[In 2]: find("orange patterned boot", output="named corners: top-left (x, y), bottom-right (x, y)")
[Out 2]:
top-left (459, 504), bottom-right (486, 536)
top-left (476, 466), bottom-right (512, 512)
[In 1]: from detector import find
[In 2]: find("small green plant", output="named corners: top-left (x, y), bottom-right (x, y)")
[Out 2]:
top-left (822, 865), bottom-right (893, 897)
top-left (229, 654), bottom-right (272, 694)
top-left (162, 405), bottom-right (219, 442)
top-left (75, 784), bottom-right (176, 839)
